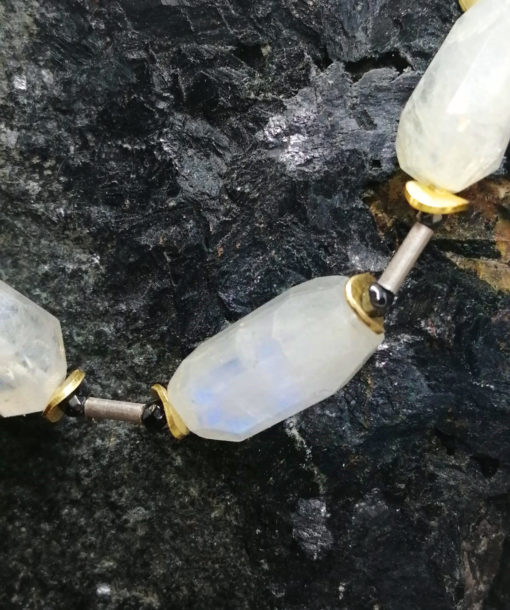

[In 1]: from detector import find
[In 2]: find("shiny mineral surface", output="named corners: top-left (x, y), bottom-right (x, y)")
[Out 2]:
top-left (0, 1), bottom-right (509, 608)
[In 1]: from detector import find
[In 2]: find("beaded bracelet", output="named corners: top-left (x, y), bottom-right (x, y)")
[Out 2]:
top-left (2, 0), bottom-right (509, 442)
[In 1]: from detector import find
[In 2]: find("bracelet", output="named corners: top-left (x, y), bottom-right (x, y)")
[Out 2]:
top-left (1, 0), bottom-right (508, 444)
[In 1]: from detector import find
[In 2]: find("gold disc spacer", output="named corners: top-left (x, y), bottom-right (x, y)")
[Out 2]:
top-left (345, 273), bottom-right (384, 335)
top-left (43, 369), bottom-right (86, 423)
top-left (459, 0), bottom-right (480, 11)
top-left (404, 181), bottom-right (469, 215)
top-left (151, 384), bottom-right (189, 440)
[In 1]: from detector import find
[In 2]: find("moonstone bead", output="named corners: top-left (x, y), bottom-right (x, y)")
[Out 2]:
top-left (0, 280), bottom-right (67, 417)
top-left (168, 276), bottom-right (383, 442)
top-left (396, 0), bottom-right (510, 193)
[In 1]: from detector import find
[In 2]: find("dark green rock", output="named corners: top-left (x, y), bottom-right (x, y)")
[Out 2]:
top-left (1, 1), bottom-right (509, 608)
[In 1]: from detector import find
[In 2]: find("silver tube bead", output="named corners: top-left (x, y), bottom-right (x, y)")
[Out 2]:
top-left (83, 397), bottom-right (145, 424)
top-left (378, 222), bottom-right (434, 295)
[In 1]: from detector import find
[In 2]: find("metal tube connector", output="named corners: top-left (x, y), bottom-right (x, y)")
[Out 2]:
top-left (84, 398), bottom-right (145, 424)
top-left (377, 222), bottom-right (434, 295)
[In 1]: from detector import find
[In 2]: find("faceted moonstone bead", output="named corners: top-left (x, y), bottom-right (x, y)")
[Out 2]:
top-left (396, 0), bottom-right (510, 193)
top-left (0, 280), bottom-right (67, 417)
top-left (168, 276), bottom-right (383, 442)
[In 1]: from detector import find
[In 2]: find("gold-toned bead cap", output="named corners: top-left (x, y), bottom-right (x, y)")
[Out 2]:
top-left (151, 384), bottom-right (189, 440)
top-left (459, 0), bottom-right (480, 11)
top-left (404, 181), bottom-right (469, 215)
top-left (43, 369), bottom-right (86, 423)
top-left (345, 273), bottom-right (384, 335)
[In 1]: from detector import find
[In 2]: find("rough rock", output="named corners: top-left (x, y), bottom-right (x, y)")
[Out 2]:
top-left (0, 1), bottom-right (509, 608)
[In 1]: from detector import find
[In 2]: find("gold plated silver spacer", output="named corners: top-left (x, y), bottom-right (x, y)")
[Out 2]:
top-left (459, 0), bottom-right (480, 11)
top-left (43, 369), bottom-right (86, 423)
top-left (151, 384), bottom-right (189, 439)
top-left (404, 181), bottom-right (469, 216)
top-left (345, 273), bottom-right (384, 335)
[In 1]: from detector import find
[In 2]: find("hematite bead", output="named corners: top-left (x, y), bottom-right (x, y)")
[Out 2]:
top-left (141, 400), bottom-right (167, 431)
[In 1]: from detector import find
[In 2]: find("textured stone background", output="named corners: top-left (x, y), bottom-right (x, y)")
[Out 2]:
top-left (1, 1), bottom-right (509, 608)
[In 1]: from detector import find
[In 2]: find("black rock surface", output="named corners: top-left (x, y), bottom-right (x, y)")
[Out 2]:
top-left (1, 1), bottom-right (509, 608)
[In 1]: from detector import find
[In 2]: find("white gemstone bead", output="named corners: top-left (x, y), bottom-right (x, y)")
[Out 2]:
top-left (0, 280), bottom-right (67, 417)
top-left (396, 0), bottom-right (510, 193)
top-left (168, 276), bottom-right (383, 442)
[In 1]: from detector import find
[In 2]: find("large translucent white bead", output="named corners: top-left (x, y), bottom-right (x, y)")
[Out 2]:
top-left (0, 280), bottom-right (67, 417)
top-left (396, 0), bottom-right (510, 193)
top-left (168, 276), bottom-right (383, 442)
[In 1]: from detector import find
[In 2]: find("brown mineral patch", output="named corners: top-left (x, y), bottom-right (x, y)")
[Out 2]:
top-left (446, 254), bottom-right (510, 293)
top-left (367, 173), bottom-right (510, 292)
top-left (495, 215), bottom-right (510, 263)
top-left (463, 179), bottom-right (510, 263)
top-left (364, 172), bottom-right (412, 236)
top-left (454, 179), bottom-right (510, 290)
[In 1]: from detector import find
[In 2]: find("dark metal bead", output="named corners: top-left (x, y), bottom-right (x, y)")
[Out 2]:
top-left (60, 379), bottom-right (90, 417)
top-left (141, 400), bottom-right (167, 431)
top-left (416, 212), bottom-right (443, 228)
top-left (369, 282), bottom-right (395, 313)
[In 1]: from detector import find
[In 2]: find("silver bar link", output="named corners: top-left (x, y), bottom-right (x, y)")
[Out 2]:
top-left (378, 222), bottom-right (434, 295)
top-left (84, 397), bottom-right (145, 424)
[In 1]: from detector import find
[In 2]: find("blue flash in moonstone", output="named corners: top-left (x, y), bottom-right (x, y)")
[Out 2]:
top-left (168, 277), bottom-right (383, 441)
